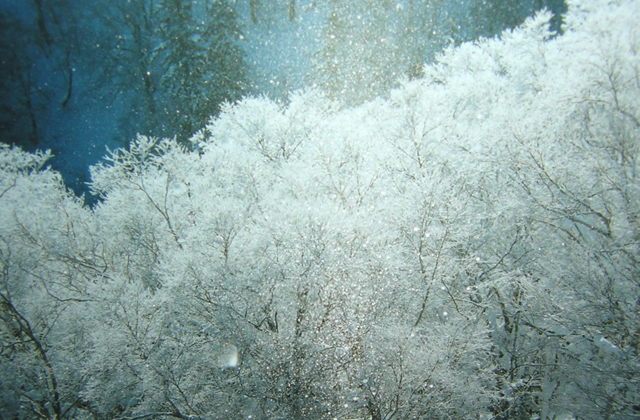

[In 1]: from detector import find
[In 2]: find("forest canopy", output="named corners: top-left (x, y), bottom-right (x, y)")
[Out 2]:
top-left (0, 0), bottom-right (566, 197)
top-left (1, 0), bottom-right (639, 419)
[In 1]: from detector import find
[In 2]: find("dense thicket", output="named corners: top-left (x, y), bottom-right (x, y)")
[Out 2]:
top-left (1, 1), bottom-right (638, 419)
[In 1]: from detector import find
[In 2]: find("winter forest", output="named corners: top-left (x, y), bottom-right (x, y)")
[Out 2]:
top-left (1, 0), bottom-right (639, 419)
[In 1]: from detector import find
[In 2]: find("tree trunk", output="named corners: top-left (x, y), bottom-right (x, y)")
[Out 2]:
top-left (289, 0), bottom-right (296, 21)
top-left (250, 0), bottom-right (258, 24)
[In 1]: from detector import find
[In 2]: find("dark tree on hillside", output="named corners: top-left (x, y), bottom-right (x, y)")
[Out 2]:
top-left (91, 0), bottom-right (247, 142)
top-left (250, 0), bottom-right (259, 23)
top-left (469, 0), bottom-right (567, 38)
top-left (289, 0), bottom-right (296, 21)
top-left (470, 0), bottom-right (526, 38)
top-left (0, 0), bottom-right (83, 150)
top-left (0, 15), bottom-right (40, 148)
top-left (313, 0), bottom-right (457, 105)
top-left (200, 1), bottom-right (247, 116)
top-left (157, 0), bottom-right (247, 139)
top-left (157, 0), bottom-right (202, 137)
top-left (98, 0), bottom-right (165, 138)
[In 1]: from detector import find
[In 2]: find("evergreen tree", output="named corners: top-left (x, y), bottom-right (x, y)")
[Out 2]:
top-left (313, 0), bottom-right (465, 105)
top-left (157, 0), bottom-right (204, 137)
top-left (156, 0), bottom-right (247, 140)
top-left (313, 0), bottom-right (401, 105)
top-left (200, 0), bottom-right (247, 119)
top-left (0, 14), bottom-right (40, 148)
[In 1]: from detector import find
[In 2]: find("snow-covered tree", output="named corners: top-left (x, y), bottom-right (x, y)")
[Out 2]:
top-left (1, 1), bottom-right (639, 419)
top-left (0, 145), bottom-right (93, 418)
